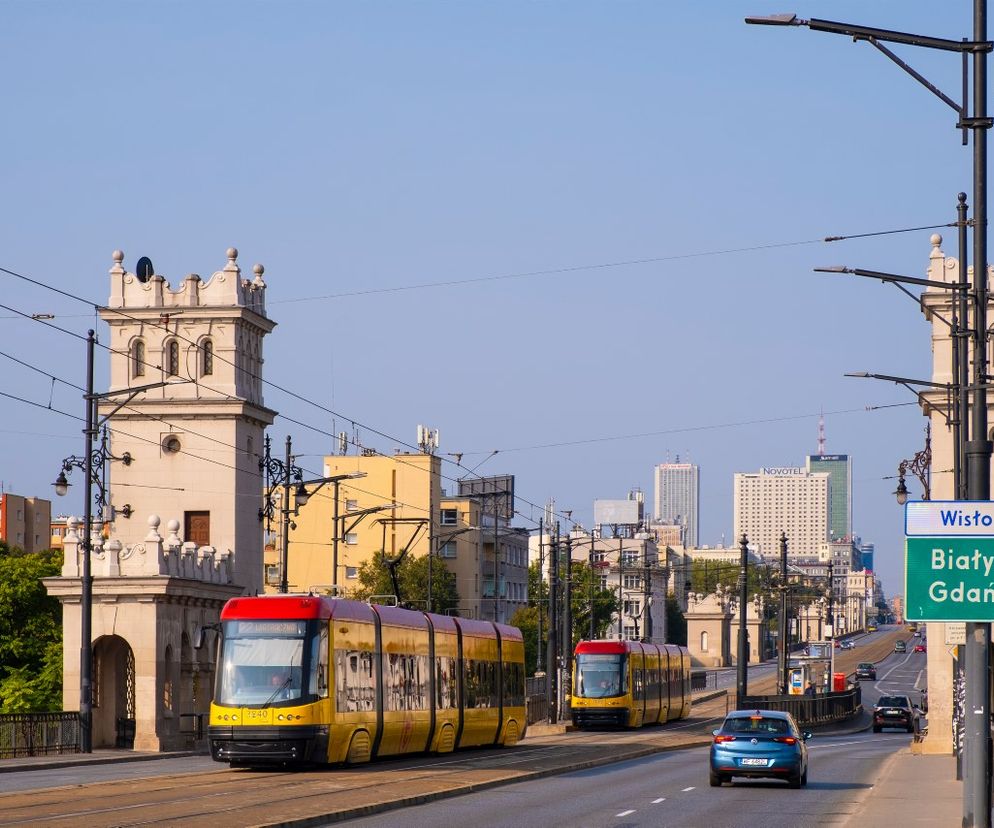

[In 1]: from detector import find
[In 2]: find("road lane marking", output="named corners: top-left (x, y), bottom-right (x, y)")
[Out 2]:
top-left (652, 797), bottom-right (666, 803)
top-left (616, 809), bottom-right (635, 817)
top-left (682, 786), bottom-right (695, 792)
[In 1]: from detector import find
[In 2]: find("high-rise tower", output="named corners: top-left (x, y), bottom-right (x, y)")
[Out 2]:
top-left (653, 462), bottom-right (699, 547)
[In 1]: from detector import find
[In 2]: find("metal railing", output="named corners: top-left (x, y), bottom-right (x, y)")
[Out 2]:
top-left (737, 686), bottom-right (861, 727)
top-left (0, 712), bottom-right (81, 758)
top-left (691, 671), bottom-right (719, 692)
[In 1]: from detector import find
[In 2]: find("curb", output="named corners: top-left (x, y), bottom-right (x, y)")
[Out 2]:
top-left (0, 750), bottom-right (201, 775)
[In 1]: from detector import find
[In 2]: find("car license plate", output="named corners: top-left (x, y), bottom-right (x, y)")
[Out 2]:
top-left (886, 709), bottom-right (899, 715)
top-left (741, 758), bottom-right (769, 766)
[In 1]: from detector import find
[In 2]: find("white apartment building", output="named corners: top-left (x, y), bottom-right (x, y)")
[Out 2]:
top-left (733, 467), bottom-right (830, 558)
top-left (653, 462), bottom-right (699, 547)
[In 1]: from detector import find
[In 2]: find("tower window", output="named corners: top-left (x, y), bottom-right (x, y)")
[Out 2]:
top-left (132, 340), bottom-right (146, 378)
top-left (167, 341), bottom-right (180, 376)
top-left (201, 339), bottom-right (213, 376)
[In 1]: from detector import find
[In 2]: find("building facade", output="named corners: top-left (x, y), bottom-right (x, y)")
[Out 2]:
top-left (653, 463), bottom-right (699, 547)
top-left (733, 467), bottom-right (830, 557)
top-left (0, 493), bottom-right (52, 553)
top-left (806, 454), bottom-right (852, 541)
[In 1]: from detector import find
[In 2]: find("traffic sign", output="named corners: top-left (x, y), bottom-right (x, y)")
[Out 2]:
top-left (906, 537), bottom-right (994, 621)
top-left (906, 501), bottom-right (994, 536)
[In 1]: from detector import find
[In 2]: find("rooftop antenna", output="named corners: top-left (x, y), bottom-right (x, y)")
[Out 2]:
top-left (817, 410), bottom-right (826, 456)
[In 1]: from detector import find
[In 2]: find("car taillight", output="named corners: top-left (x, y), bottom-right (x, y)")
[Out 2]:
top-left (773, 737), bottom-right (797, 744)
top-left (714, 735), bottom-right (736, 744)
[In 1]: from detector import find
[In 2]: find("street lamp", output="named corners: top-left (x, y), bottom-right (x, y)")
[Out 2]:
top-left (258, 435), bottom-right (304, 595)
top-left (749, 9), bottom-right (993, 823)
top-left (52, 329), bottom-right (178, 754)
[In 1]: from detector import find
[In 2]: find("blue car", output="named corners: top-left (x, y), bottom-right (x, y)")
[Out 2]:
top-left (710, 709), bottom-right (811, 788)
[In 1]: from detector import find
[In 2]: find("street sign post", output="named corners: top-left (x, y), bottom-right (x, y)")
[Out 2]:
top-left (905, 503), bottom-right (994, 622)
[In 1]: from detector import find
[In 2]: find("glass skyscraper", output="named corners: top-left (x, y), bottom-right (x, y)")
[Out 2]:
top-left (806, 454), bottom-right (852, 542)
top-left (653, 463), bottom-right (699, 547)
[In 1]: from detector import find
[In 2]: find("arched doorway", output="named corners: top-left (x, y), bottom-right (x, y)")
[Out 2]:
top-left (92, 635), bottom-right (136, 749)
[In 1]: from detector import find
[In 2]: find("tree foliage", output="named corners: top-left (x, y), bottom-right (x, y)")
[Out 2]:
top-left (665, 594), bottom-right (687, 646)
top-left (0, 543), bottom-right (63, 712)
top-left (350, 551), bottom-right (459, 615)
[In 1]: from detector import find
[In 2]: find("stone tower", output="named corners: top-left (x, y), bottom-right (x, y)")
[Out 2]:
top-left (99, 247), bottom-right (276, 592)
top-left (44, 248), bottom-right (277, 750)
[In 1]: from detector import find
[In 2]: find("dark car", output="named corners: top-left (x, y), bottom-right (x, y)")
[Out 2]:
top-left (894, 640), bottom-right (907, 653)
top-left (709, 709), bottom-right (810, 788)
top-left (873, 694), bottom-right (920, 733)
top-left (856, 662), bottom-right (877, 681)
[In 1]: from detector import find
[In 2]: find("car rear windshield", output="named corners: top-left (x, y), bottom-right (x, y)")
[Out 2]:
top-left (723, 716), bottom-right (791, 734)
top-left (858, 663), bottom-right (873, 669)
top-left (878, 696), bottom-right (910, 707)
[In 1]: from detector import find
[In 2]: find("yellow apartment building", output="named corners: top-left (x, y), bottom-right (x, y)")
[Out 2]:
top-left (264, 451), bottom-right (529, 623)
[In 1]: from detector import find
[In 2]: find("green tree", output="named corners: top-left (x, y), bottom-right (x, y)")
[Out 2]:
top-left (0, 543), bottom-right (63, 712)
top-left (665, 594), bottom-right (687, 646)
top-left (350, 552), bottom-right (459, 614)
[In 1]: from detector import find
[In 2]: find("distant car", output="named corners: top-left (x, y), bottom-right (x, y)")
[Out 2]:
top-left (840, 640), bottom-right (856, 650)
top-left (873, 694), bottom-right (920, 733)
top-left (895, 641), bottom-right (907, 653)
top-left (833, 640), bottom-right (841, 648)
top-left (867, 624), bottom-right (878, 632)
top-left (855, 662), bottom-right (876, 681)
top-left (710, 709), bottom-right (810, 788)
top-left (914, 643), bottom-right (926, 653)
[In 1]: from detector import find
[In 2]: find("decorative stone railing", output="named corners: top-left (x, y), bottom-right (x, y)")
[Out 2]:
top-left (60, 515), bottom-right (232, 584)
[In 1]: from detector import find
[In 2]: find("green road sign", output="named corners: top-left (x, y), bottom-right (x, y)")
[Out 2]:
top-left (906, 537), bottom-right (994, 621)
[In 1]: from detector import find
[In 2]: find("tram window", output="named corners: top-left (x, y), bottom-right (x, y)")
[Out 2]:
top-left (335, 649), bottom-right (375, 713)
top-left (502, 661), bottom-right (524, 706)
top-left (309, 627), bottom-right (329, 698)
top-left (436, 657), bottom-right (457, 709)
top-left (463, 659), bottom-right (478, 708)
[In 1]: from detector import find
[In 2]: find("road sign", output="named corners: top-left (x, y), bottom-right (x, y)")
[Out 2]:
top-left (906, 501), bottom-right (994, 536)
top-left (946, 622), bottom-right (966, 645)
top-left (906, 537), bottom-right (994, 621)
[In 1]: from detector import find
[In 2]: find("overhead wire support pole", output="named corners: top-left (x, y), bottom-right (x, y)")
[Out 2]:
top-left (736, 534), bottom-right (749, 702)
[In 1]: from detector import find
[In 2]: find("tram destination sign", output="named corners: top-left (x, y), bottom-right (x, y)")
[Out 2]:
top-left (906, 538), bottom-right (994, 621)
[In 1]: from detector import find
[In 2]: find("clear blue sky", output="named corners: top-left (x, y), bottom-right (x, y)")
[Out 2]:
top-left (0, 2), bottom-right (979, 599)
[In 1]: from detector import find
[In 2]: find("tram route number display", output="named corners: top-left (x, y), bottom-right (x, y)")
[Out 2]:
top-left (905, 537), bottom-right (994, 622)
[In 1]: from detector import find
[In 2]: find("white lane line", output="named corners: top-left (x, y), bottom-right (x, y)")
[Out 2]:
top-left (652, 797), bottom-right (666, 803)
top-left (616, 809), bottom-right (636, 817)
top-left (682, 786), bottom-right (695, 792)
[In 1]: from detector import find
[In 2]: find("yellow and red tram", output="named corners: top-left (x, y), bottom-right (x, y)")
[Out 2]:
top-left (208, 595), bottom-right (526, 766)
top-left (570, 639), bottom-right (692, 729)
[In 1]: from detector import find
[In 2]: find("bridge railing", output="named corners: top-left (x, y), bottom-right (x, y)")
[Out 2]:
top-left (737, 686), bottom-right (861, 727)
top-left (0, 712), bottom-right (81, 758)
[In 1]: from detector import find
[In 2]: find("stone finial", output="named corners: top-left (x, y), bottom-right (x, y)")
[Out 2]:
top-left (252, 263), bottom-right (266, 288)
top-left (105, 539), bottom-right (123, 577)
top-left (224, 247), bottom-right (240, 275)
top-left (112, 250), bottom-right (125, 266)
top-left (931, 233), bottom-right (942, 248)
top-left (166, 519), bottom-right (182, 552)
top-left (146, 515), bottom-right (163, 543)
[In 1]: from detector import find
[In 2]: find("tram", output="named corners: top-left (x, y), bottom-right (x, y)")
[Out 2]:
top-left (570, 639), bottom-right (692, 729)
top-left (207, 595), bottom-right (526, 766)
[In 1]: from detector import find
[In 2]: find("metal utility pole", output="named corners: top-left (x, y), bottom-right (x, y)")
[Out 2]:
top-left (778, 532), bottom-right (789, 695)
top-left (279, 435), bottom-right (293, 594)
top-left (80, 330), bottom-right (96, 753)
top-left (562, 534), bottom-right (573, 702)
top-left (537, 518), bottom-right (544, 673)
top-left (643, 541), bottom-right (652, 642)
top-left (966, 7), bottom-right (993, 823)
top-left (617, 535), bottom-right (624, 639)
top-left (588, 535), bottom-right (596, 640)
top-left (547, 522), bottom-right (559, 723)
top-left (736, 533), bottom-right (749, 701)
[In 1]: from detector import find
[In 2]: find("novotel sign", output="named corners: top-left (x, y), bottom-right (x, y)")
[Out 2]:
top-left (761, 467), bottom-right (805, 476)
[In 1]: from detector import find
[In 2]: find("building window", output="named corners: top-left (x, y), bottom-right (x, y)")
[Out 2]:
top-left (623, 625), bottom-right (638, 640)
top-left (624, 600), bottom-right (641, 618)
top-left (440, 541), bottom-right (457, 558)
top-left (701, 631), bottom-right (709, 652)
top-left (184, 511), bottom-right (210, 546)
top-left (440, 509), bottom-right (458, 526)
top-left (166, 341), bottom-right (180, 376)
top-left (265, 564), bottom-right (280, 585)
top-left (132, 339), bottom-right (146, 378)
top-left (345, 533), bottom-right (358, 545)
top-left (201, 339), bottom-right (214, 376)
top-left (346, 566), bottom-right (358, 579)
top-left (623, 574), bottom-right (641, 590)
top-left (346, 499), bottom-right (359, 511)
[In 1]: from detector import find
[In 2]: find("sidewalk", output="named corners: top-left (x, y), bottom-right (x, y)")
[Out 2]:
top-left (844, 749), bottom-right (961, 827)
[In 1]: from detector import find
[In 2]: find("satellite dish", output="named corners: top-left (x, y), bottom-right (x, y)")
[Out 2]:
top-left (136, 256), bottom-right (155, 283)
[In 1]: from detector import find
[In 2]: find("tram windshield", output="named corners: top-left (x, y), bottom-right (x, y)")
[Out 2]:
top-left (215, 619), bottom-right (313, 706)
top-left (574, 653), bottom-right (626, 698)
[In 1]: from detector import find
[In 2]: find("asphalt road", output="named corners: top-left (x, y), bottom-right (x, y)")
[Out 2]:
top-left (341, 644), bottom-right (928, 828)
